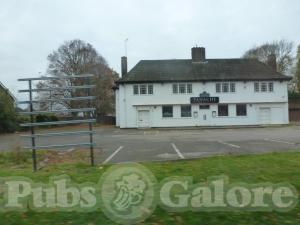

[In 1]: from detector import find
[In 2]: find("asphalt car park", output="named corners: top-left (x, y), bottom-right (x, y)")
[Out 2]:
top-left (1, 126), bottom-right (300, 164)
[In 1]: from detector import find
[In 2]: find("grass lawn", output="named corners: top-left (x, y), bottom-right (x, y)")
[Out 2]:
top-left (0, 150), bottom-right (299, 224)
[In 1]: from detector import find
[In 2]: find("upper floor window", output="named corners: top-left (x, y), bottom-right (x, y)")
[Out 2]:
top-left (173, 83), bottom-right (192, 94)
top-left (133, 85), bottom-right (139, 95)
top-left (187, 84), bottom-right (193, 93)
top-left (230, 83), bottom-right (236, 92)
top-left (216, 83), bottom-right (221, 93)
top-left (148, 84), bottom-right (153, 94)
top-left (261, 83), bottom-right (267, 92)
top-left (216, 83), bottom-right (235, 93)
top-left (254, 82), bottom-right (260, 92)
top-left (268, 82), bottom-right (274, 92)
top-left (133, 84), bottom-right (154, 95)
top-left (140, 84), bottom-right (147, 94)
top-left (172, 84), bottom-right (178, 94)
top-left (254, 82), bottom-right (274, 92)
top-left (179, 83), bottom-right (186, 93)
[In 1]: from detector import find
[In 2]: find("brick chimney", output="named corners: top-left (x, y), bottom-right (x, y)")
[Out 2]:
top-left (192, 47), bottom-right (206, 62)
top-left (121, 56), bottom-right (127, 76)
top-left (267, 54), bottom-right (277, 71)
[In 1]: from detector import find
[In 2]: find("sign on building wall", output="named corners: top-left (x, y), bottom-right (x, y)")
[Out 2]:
top-left (190, 91), bottom-right (219, 104)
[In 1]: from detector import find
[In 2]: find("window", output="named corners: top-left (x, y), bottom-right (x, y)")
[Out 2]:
top-left (187, 84), bottom-right (192, 93)
top-left (230, 83), bottom-right (236, 92)
top-left (261, 83), bottom-right (267, 92)
top-left (148, 84), bottom-right (153, 94)
top-left (181, 105), bottom-right (191, 117)
top-left (216, 83), bottom-right (221, 93)
top-left (236, 104), bottom-right (247, 116)
top-left (140, 84), bottom-right (147, 94)
top-left (218, 104), bottom-right (228, 116)
top-left (268, 82), bottom-right (274, 92)
top-left (162, 106), bottom-right (173, 118)
top-left (179, 83), bottom-right (186, 93)
top-left (254, 82), bottom-right (259, 92)
top-left (222, 83), bottom-right (229, 93)
top-left (200, 105), bottom-right (210, 109)
top-left (133, 85), bottom-right (139, 95)
top-left (173, 84), bottom-right (178, 93)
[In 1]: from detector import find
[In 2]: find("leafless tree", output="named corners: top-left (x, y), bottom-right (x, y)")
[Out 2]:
top-left (36, 39), bottom-right (118, 118)
top-left (243, 39), bottom-right (294, 74)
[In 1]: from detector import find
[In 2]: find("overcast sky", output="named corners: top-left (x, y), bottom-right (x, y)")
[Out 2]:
top-left (1, 0), bottom-right (300, 100)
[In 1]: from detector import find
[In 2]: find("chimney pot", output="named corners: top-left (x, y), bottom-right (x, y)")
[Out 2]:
top-left (121, 56), bottom-right (127, 76)
top-left (192, 47), bottom-right (206, 62)
top-left (267, 54), bottom-right (277, 71)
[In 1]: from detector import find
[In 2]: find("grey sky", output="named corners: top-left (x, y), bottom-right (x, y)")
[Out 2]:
top-left (1, 0), bottom-right (300, 100)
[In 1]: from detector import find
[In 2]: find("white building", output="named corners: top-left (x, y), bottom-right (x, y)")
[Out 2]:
top-left (115, 47), bottom-right (291, 128)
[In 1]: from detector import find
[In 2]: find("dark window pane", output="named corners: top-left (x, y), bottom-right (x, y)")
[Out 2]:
top-left (254, 82), bottom-right (259, 92)
top-left (162, 106), bottom-right (173, 117)
top-left (179, 84), bottom-right (186, 93)
top-left (148, 84), bottom-right (153, 94)
top-left (222, 83), bottom-right (229, 93)
top-left (230, 83), bottom-right (235, 92)
top-left (268, 82), bottom-right (274, 92)
top-left (216, 83), bottom-right (221, 93)
top-left (261, 83), bottom-right (267, 92)
top-left (181, 105), bottom-right (191, 117)
top-left (140, 84), bottom-right (147, 94)
top-left (173, 84), bottom-right (178, 93)
top-left (236, 104), bottom-right (247, 116)
top-left (187, 84), bottom-right (192, 93)
top-left (133, 85), bottom-right (139, 95)
top-left (218, 104), bottom-right (228, 116)
top-left (200, 105), bottom-right (210, 109)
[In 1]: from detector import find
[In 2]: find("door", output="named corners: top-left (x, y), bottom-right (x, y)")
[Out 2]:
top-left (259, 107), bottom-right (271, 124)
top-left (138, 110), bottom-right (150, 128)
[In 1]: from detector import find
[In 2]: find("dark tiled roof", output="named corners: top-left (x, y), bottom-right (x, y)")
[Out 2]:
top-left (116, 59), bottom-right (291, 83)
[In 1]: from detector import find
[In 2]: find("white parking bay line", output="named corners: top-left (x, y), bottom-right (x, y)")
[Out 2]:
top-left (264, 138), bottom-right (295, 145)
top-left (103, 146), bottom-right (124, 164)
top-left (218, 141), bottom-right (241, 149)
top-left (171, 143), bottom-right (185, 159)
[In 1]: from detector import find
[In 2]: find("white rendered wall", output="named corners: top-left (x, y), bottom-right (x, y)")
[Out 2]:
top-left (116, 81), bottom-right (289, 128)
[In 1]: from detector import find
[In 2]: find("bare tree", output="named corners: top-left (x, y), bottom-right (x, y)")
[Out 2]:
top-left (36, 39), bottom-right (118, 118)
top-left (243, 39), bottom-right (294, 74)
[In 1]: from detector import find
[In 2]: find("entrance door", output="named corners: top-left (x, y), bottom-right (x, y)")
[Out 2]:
top-left (138, 110), bottom-right (150, 128)
top-left (259, 107), bottom-right (271, 124)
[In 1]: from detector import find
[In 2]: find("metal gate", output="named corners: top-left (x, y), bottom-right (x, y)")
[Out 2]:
top-left (18, 74), bottom-right (96, 171)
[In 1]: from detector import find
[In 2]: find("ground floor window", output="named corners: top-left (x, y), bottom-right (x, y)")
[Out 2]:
top-left (218, 104), bottom-right (228, 116)
top-left (236, 104), bottom-right (247, 116)
top-left (162, 105), bottom-right (173, 117)
top-left (181, 105), bottom-right (191, 117)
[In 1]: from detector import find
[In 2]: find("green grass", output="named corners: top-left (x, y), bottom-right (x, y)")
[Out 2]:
top-left (0, 151), bottom-right (300, 224)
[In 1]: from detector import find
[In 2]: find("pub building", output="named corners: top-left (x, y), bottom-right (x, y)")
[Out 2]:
top-left (114, 47), bottom-right (291, 128)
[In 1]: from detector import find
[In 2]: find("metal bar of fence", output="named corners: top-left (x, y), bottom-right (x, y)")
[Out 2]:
top-left (23, 143), bottom-right (96, 150)
top-left (21, 131), bottom-right (96, 138)
top-left (19, 85), bottom-right (95, 92)
top-left (19, 108), bottom-right (96, 115)
top-left (28, 80), bottom-right (37, 171)
top-left (18, 96), bottom-right (96, 104)
top-left (18, 75), bottom-right (94, 81)
top-left (20, 119), bottom-right (96, 127)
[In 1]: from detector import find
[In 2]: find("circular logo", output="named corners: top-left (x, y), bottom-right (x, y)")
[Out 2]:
top-left (99, 163), bottom-right (157, 224)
